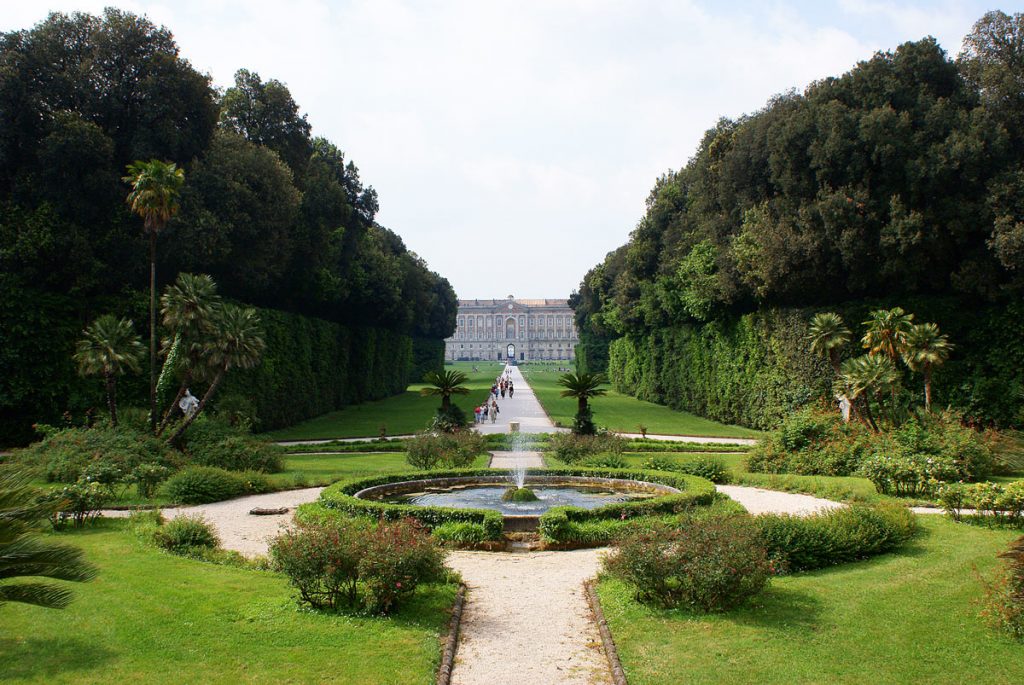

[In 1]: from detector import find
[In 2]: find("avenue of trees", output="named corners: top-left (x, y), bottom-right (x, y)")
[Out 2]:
top-left (0, 9), bottom-right (457, 442)
top-left (572, 11), bottom-right (1024, 428)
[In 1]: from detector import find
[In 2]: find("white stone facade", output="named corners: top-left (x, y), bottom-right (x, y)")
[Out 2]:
top-left (445, 295), bottom-right (577, 361)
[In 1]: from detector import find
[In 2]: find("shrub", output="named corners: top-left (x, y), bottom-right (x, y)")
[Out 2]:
top-left (40, 480), bottom-right (109, 528)
top-left (604, 517), bottom-right (772, 612)
top-left (583, 453), bottom-right (626, 469)
top-left (79, 461), bottom-right (127, 498)
top-left (154, 515), bottom-right (220, 553)
top-left (643, 455), bottom-right (731, 484)
top-left (270, 518), bottom-right (446, 614)
top-left (940, 481), bottom-right (1024, 525)
top-left (431, 521), bottom-right (492, 544)
top-left (183, 418), bottom-right (284, 473)
top-left (430, 404), bottom-right (468, 433)
top-left (857, 450), bottom-right (958, 497)
top-left (161, 466), bottom-right (269, 504)
top-left (130, 463), bottom-right (172, 499)
top-left (981, 535), bottom-right (1024, 641)
top-left (755, 503), bottom-right (918, 572)
top-left (405, 431), bottom-right (487, 470)
top-left (546, 432), bottom-right (625, 465)
top-left (16, 424), bottom-right (179, 483)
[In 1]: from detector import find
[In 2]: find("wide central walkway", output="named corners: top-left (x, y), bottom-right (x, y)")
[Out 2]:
top-left (473, 364), bottom-right (558, 435)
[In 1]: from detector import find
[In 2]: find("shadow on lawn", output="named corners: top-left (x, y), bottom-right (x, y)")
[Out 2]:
top-left (0, 637), bottom-right (116, 680)
top-left (727, 585), bottom-right (824, 634)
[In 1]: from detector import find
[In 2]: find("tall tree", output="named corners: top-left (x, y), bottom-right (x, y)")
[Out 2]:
top-left (840, 355), bottom-right (899, 432)
top-left (0, 465), bottom-right (97, 609)
top-left (73, 315), bottom-right (145, 426)
top-left (419, 370), bottom-right (470, 412)
top-left (123, 159), bottom-right (185, 432)
top-left (902, 323), bottom-right (954, 411)
top-left (808, 312), bottom-right (852, 375)
top-left (861, 307), bottom-right (914, 362)
top-left (557, 372), bottom-right (609, 435)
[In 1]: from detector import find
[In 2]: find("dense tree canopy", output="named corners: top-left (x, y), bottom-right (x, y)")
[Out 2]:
top-left (574, 18), bottom-right (1024, 340)
top-left (0, 9), bottom-right (456, 337)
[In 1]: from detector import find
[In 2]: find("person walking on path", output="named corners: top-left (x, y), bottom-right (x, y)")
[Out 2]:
top-left (490, 399), bottom-right (499, 423)
top-left (474, 405), bottom-right (482, 424)
top-left (482, 404), bottom-right (489, 422)
top-left (500, 384), bottom-right (506, 399)
top-left (508, 383), bottom-right (514, 398)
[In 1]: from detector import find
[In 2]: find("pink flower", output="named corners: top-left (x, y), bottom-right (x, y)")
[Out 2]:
top-left (395, 582), bottom-right (402, 588)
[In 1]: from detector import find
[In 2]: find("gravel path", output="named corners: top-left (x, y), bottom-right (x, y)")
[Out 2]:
top-left (489, 450), bottom-right (545, 469)
top-left (716, 484), bottom-right (845, 515)
top-left (446, 549), bottom-right (611, 685)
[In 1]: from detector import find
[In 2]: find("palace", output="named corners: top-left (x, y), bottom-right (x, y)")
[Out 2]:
top-left (445, 295), bottom-right (577, 362)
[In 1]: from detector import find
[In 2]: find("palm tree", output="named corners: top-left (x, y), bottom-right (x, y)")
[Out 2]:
top-left (861, 307), bottom-right (914, 362)
top-left (808, 312), bottom-right (851, 375)
top-left (840, 355), bottom-right (899, 432)
top-left (557, 372), bottom-right (609, 435)
top-left (902, 323), bottom-right (953, 411)
top-left (168, 305), bottom-right (265, 444)
top-left (123, 159), bottom-right (186, 432)
top-left (73, 315), bottom-right (146, 427)
top-left (420, 370), bottom-right (470, 412)
top-left (156, 274), bottom-right (221, 435)
top-left (0, 466), bottom-right (97, 609)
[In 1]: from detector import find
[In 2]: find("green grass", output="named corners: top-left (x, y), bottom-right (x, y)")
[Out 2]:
top-left (270, 452), bottom-right (490, 487)
top-left (519, 364), bottom-right (760, 439)
top-left (0, 521), bottom-right (457, 684)
top-left (597, 516), bottom-right (1024, 685)
top-left (265, 362), bottom-right (506, 440)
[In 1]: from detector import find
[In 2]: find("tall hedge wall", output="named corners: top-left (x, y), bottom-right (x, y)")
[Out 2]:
top-left (606, 297), bottom-right (1024, 430)
top-left (0, 279), bottom-right (426, 443)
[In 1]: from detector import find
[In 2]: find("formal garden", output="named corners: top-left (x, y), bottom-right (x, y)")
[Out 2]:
top-left (3, 6), bottom-right (1024, 685)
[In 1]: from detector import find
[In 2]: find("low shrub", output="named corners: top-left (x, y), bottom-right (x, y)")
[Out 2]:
top-left (981, 535), bottom-right (1024, 641)
top-left (583, 453), bottom-right (627, 469)
top-left (183, 418), bottom-right (284, 473)
top-left (940, 481), bottom-right (1024, 525)
top-left (405, 431), bottom-right (487, 470)
top-left (755, 503), bottom-right (918, 572)
top-left (270, 518), bottom-right (447, 614)
top-left (641, 455), bottom-right (731, 483)
top-left (431, 521), bottom-right (492, 544)
top-left (546, 432), bottom-right (625, 465)
top-left (603, 517), bottom-right (772, 612)
top-left (154, 514), bottom-right (220, 553)
top-left (857, 451), bottom-right (958, 497)
top-left (40, 480), bottom-right (109, 528)
top-left (17, 424), bottom-right (179, 483)
top-left (129, 463), bottom-right (172, 499)
top-left (161, 466), bottom-right (270, 504)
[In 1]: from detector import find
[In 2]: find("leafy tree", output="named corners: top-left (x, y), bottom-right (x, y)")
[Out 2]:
top-left (557, 372), bottom-right (609, 435)
top-left (0, 465), bottom-right (97, 609)
top-left (902, 323), bottom-right (954, 411)
top-left (168, 305), bottom-right (265, 444)
top-left (808, 312), bottom-right (851, 375)
top-left (419, 370), bottom-right (470, 413)
top-left (123, 159), bottom-right (185, 431)
top-left (861, 307), bottom-right (914, 363)
top-left (73, 315), bottom-right (145, 427)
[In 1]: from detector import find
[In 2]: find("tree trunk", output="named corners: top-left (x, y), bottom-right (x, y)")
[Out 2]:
top-left (829, 350), bottom-right (841, 376)
top-left (924, 365), bottom-right (932, 412)
top-left (157, 376), bottom-right (191, 437)
top-left (578, 397), bottom-right (587, 415)
top-left (441, 394), bottom-right (450, 412)
top-left (862, 394), bottom-right (879, 432)
top-left (105, 373), bottom-right (118, 427)
top-left (168, 369), bottom-right (224, 445)
top-left (149, 230), bottom-right (157, 433)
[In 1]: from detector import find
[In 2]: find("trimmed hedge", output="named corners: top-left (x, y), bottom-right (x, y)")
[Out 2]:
top-left (310, 468), bottom-right (718, 544)
top-left (161, 466), bottom-right (271, 504)
top-left (755, 503), bottom-right (918, 572)
top-left (605, 296), bottom-right (1024, 430)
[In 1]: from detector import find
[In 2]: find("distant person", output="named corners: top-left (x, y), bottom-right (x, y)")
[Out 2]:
top-left (482, 404), bottom-right (489, 421)
top-left (500, 385), bottom-right (506, 399)
top-left (490, 399), bottom-right (499, 423)
top-left (474, 405), bottom-right (482, 424)
top-left (508, 383), bottom-right (514, 398)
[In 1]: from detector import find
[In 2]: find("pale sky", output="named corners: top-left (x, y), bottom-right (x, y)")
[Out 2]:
top-left (2, 1), bottom-right (1015, 299)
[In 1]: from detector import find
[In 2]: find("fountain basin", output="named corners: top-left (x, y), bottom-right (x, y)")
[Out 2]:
top-left (355, 475), bottom-right (680, 532)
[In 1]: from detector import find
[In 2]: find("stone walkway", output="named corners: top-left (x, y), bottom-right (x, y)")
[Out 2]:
top-left (488, 450), bottom-right (545, 469)
top-left (473, 365), bottom-right (557, 435)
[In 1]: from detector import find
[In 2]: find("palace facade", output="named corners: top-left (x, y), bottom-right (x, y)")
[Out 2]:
top-left (445, 296), bottom-right (577, 362)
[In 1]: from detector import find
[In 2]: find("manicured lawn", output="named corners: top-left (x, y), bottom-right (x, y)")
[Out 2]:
top-left (0, 522), bottom-right (457, 684)
top-left (270, 451), bottom-right (490, 487)
top-left (597, 516), bottom-right (1024, 685)
top-left (519, 364), bottom-right (760, 439)
top-left (265, 361), bottom-right (506, 440)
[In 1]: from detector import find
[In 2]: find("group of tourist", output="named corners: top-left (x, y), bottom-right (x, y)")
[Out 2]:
top-left (473, 366), bottom-right (516, 424)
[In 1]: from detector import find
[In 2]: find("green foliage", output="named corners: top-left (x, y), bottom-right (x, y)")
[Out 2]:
top-left (604, 517), bottom-right (772, 612)
top-left (161, 466), bottom-right (269, 504)
top-left (39, 480), bottom-right (110, 528)
top-left (755, 504), bottom-right (918, 572)
top-left (0, 465), bottom-right (97, 609)
top-left (582, 453), bottom-right (627, 469)
top-left (430, 521), bottom-right (492, 544)
top-left (129, 463), bottom-right (172, 498)
top-left (16, 424), bottom-right (179, 483)
top-left (981, 535), bottom-right (1024, 641)
top-left (182, 418), bottom-right (284, 472)
top-left (642, 455), bottom-right (731, 483)
top-left (940, 481), bottom-right (1024, 525)
top-left (404, 431), bottom-right (487, 470)
top-left (270, 518), bottom-right (447, 615)
top-left (546, 432), bottom-right (626, 465)
top-left (153, 514), bottom-right (220, 553)
top-left (501, 487), bottom-right (539, 502)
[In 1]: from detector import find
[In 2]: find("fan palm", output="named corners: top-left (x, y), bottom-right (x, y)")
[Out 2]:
top-left (156, 274), bottom-right (222, 435)
top-left (123, 159), bottom-right (185, 432)
top-left (73, 315), bottom-right (145, 427)
top-left (0, 466), bottom-right (97, 609)
top-left (420, 370), bottom-right (470, 411)
top-left (808, 312), bottom-right (851, 375)
top-left (557, 372), bottom-right (609, 425)
top-left (902, 323), bottom-right (953, 411)
top-left (861, 307), bottom-right (914, 361)
top-left (840, 354), bottom-right (899, 432)
top-left (168, 305), bottom-right (265, 444)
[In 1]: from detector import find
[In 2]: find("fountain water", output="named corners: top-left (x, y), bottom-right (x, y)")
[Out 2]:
top-left (505, 427), bottom-right (533, 499)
